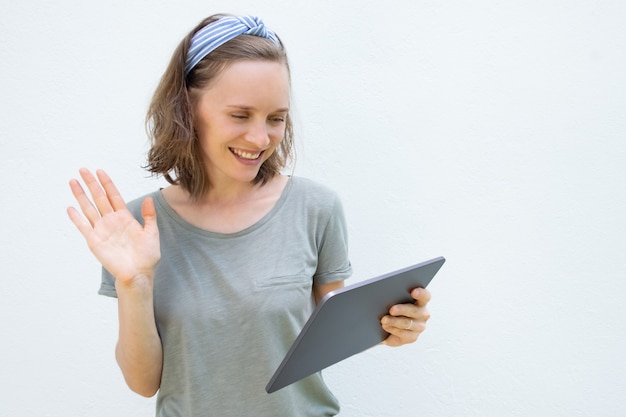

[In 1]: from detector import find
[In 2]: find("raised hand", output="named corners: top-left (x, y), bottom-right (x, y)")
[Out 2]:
top-left (67, 169), bottom-right (161, 286)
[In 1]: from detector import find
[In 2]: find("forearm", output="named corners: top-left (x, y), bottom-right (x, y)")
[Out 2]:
top-left (313, 280), bottom-right (345, 304)
top-left (115, 275), bottom-right (163, 397)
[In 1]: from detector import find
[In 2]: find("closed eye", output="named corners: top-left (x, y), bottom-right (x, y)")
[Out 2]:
top-left (269, 113), bottom-right (288, 123)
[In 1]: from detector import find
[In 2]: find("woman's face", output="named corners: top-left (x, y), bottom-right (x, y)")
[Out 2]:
top-left (193, 60), bottom-right (290, 187)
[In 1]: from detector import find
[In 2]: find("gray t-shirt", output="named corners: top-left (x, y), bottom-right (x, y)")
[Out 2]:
top-left (99, 176), bottom-right (352, 416)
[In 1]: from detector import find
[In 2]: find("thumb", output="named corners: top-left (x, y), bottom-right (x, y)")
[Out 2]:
top-left (141, 197), bottom-right (158, 231)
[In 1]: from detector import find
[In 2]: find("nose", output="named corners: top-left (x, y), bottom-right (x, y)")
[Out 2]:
top-left (244, 121), bottom-right (271, 148)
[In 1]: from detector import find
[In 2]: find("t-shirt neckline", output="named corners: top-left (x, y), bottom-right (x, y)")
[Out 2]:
top-left (153, 176), bottom-right (294, 238)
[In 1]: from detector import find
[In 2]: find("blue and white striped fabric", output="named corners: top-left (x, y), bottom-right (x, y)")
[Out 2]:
top-left (185, 15), bottom-right (280, 75)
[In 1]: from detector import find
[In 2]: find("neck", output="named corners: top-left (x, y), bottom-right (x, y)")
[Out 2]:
top-left (200, 178), bottom-right (260, 206)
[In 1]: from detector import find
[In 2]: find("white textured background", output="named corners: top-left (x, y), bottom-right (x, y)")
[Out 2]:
top-left (1, 1), bottom-right (625, 416)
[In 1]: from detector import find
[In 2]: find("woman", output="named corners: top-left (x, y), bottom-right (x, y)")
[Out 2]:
top-left (67, 14), bottom-right (431, 416)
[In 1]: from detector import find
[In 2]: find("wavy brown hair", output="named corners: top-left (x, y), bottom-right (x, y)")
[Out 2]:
top-left (145, 14), bottom-right (294, 199)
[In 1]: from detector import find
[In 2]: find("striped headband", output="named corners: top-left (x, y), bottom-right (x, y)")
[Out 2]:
top-left (185, 15), bottom-right (280, 75)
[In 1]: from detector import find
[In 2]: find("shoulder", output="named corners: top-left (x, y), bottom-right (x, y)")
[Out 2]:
top-left (288, 176), bottom-right (341, 204)
top-left (285, 176), bottom-right (346, 222)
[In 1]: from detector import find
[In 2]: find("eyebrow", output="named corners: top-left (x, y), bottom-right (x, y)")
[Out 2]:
top-left (226, 105), bottom-right (290, 113)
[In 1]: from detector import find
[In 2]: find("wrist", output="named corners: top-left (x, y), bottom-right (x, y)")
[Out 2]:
top-left (114, 273), bottom-right (154, 294)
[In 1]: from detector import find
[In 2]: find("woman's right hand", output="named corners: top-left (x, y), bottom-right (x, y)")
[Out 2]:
top-left (67, 168), bottom-right (161, 287)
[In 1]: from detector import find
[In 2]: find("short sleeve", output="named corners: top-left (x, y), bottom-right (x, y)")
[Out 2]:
top-left (313, 194), bottom-right (352, 285)
top-left (98, 267), bottom-right (117, 298)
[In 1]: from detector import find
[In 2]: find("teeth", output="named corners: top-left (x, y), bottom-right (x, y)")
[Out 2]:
top-left (231, 148), bottom-right (261, 160)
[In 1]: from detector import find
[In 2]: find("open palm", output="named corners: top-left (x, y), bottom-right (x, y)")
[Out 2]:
top-left (67, 169), bottom-right (161, 284)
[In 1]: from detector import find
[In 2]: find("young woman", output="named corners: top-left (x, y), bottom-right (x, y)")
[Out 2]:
top-left (67, 14), bottom-right (431, 416)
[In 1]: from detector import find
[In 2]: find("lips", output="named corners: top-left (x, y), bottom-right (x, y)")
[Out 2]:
top-left (230, 147), bottom-right (262, 160)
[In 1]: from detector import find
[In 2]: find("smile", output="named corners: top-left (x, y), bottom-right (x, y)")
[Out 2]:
top-left (230, 148), bottom-right (262, 160)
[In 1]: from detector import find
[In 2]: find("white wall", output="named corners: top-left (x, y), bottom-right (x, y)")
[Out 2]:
top-left (1, 1), bottom-right (625, 416)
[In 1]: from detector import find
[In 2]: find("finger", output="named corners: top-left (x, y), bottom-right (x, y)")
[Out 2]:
top-left (388, 303), bottom-right (431, 323)
top-left (79, 168), bottom-right (114, 216)
top-left (66, 206), bottom-right (95, 239)
top-left (69, 177), bottom-right (101, 227)
top-left (389, 301), bottom-right (416, 317)
top-left (141, 197), bottom-right (158, 232)
top-left (96, 169), bottom-right (127, 212)
top-left (411, 287), bottom-right (432, 306)
top-left (387, 289), bottom-right (431, 316)
top-left (381, 323), bottom-right (421, 347)
top-left (382, 329), bottom-right (421, 346)
top-left (381, 315), bottom-right (425, 332)
top-left (382, 335), bottom-right (403, 347)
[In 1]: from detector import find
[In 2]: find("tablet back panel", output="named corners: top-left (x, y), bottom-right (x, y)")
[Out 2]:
top-left (266, 256), bottom-right (445, 393)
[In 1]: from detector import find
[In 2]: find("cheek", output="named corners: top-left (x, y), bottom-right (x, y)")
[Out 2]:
top-left (269, 126), bottom-right (287, 144)
top-left (263, 129), bottom-right (285, 160)
top-left (197, 119), bottom-right (241, 146)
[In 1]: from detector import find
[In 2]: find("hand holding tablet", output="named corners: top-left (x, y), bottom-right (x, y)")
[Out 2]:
top-left (266, 256), bottom-right (445, 393)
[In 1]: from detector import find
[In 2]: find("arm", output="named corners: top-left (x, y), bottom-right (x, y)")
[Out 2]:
top-left (115, 276), bottom-right (163, 397)
top-left (312, 280), bottom-right (345, 305)
top-left (67, 168), bottom-right (163, 396)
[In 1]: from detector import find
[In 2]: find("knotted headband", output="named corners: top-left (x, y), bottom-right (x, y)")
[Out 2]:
top-left (185, 15), bottom-right (281, 75)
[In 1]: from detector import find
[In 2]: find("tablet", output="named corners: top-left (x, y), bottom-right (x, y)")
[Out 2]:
top-left (265, 256), bottom-right (445, 393)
